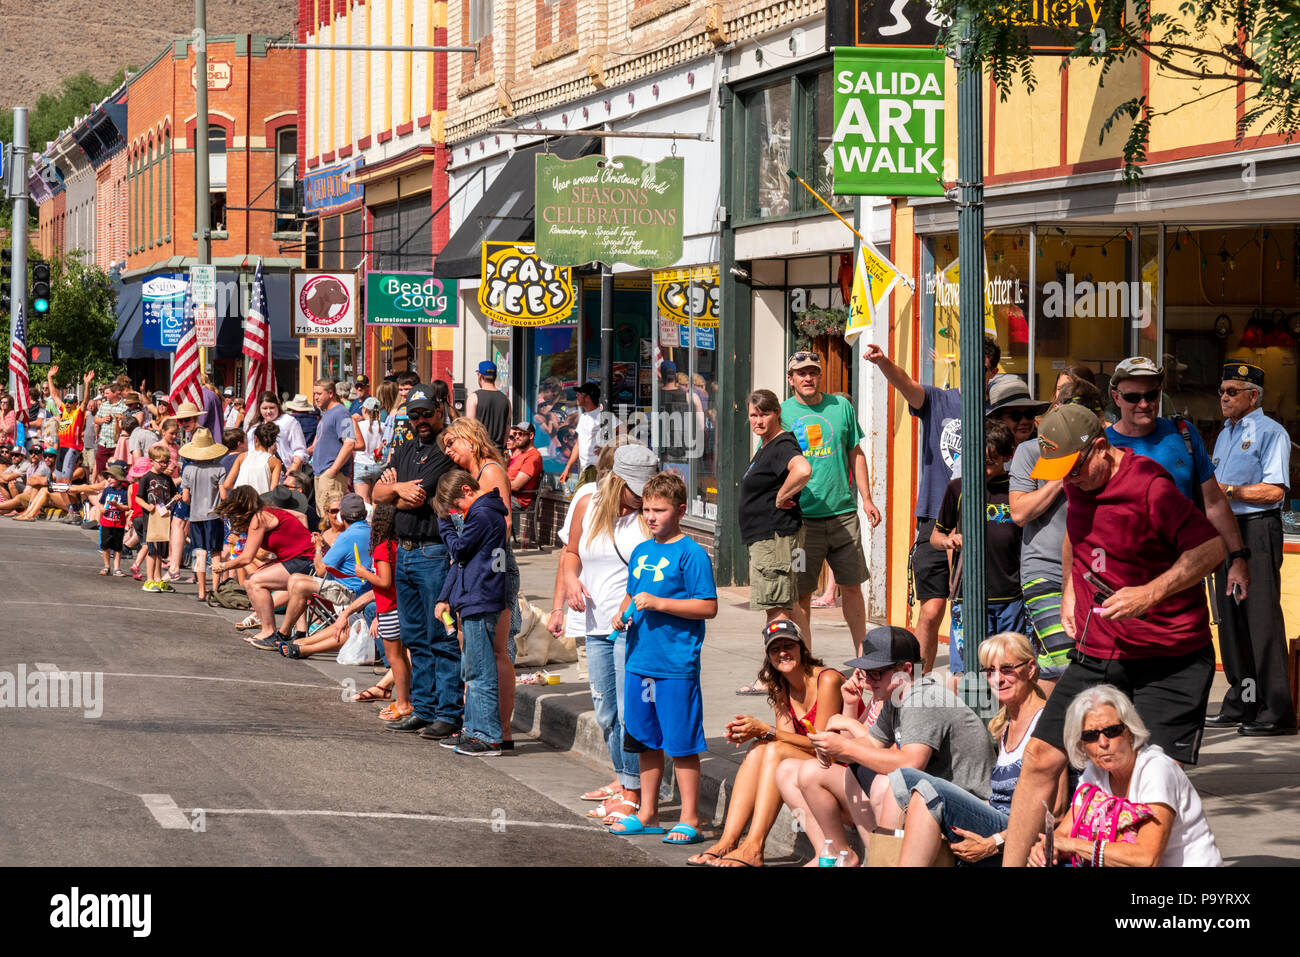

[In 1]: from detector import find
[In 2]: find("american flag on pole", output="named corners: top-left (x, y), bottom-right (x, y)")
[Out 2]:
top-left (242, 260), bottom-right (276, 407)
top-left (168, 295), bottom-right (204, 409)
top-left (8, 301), bottom-right (31, 417)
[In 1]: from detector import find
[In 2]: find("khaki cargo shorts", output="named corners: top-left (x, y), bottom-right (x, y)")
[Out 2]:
top-left (748, 530), bottom-right (803, 611)
top-left (797, 511), bottom-right (869, 595)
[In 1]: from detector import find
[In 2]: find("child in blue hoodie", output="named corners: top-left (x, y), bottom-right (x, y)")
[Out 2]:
top-left (434, 468), bottom-right (508, 757)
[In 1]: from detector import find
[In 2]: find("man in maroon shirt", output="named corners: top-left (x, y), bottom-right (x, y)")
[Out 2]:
top-left (1001, 404), bottom-right (1226, 867)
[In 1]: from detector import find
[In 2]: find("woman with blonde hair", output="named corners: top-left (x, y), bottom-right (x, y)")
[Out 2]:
top-left (558, 444), bottom-right (657, 825)
top-left (894, 632), bottom-right (1067, 866)
top-left (440, 416), bottom-right (520, 747)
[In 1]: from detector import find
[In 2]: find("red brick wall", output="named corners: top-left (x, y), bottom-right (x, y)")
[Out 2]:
top-left (126, 36), bottom-right (298, 271)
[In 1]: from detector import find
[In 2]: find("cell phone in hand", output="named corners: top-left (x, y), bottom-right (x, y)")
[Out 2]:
top-left (1082, 571), bottom-right (1116, 598)
top-left (1232, 583), bottom-right (1244, 603)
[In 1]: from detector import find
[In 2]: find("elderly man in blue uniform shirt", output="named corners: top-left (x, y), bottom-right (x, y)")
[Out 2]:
top-left (1205, 362), bottom-right (1296, 736)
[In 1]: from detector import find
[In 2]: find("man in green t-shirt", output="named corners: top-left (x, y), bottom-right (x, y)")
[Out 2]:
top-left (780, 351), bottom-right (881, 654)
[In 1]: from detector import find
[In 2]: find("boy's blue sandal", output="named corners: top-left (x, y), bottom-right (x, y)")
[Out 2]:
top-left (608, 818), bottom-right (667, 836)
top-left (662, 824), bottom-right (703, 845)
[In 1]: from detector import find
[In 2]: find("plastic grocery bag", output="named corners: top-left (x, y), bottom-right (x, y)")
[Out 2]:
top-left (336, 616), bottom-right (373, 665)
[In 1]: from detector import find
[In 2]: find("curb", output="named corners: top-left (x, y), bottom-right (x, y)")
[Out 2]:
top-left (512, 680), bottom-right (810, 859)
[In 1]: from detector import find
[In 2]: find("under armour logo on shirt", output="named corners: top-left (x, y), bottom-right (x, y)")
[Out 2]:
top-left (633, 555), bottom-right (670, 582)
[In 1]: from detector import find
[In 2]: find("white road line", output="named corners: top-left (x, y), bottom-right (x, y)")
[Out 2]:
top-left (0, 601), bottom-right (218, 618)
top-left (101, 672), bottom-right (338, 690)
top-left (180, 807), bottom-right (594, 832)
top-left (139, 794), bottom-right (191, 829)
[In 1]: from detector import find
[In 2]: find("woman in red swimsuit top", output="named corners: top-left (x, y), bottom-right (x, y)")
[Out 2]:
top-left (214, 485), bottom-right (314, 645)
top-left (686, 618), bottom-right (864, 868)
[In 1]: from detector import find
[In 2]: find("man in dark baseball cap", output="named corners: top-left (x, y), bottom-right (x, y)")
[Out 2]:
top-left (788, 623), bottom-right (994, 865)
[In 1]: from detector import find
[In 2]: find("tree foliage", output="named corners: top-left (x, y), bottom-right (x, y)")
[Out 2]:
top-left (27, 253), bottom-right (123, 390)
top-left (937, 0), bottom-right (1300, 181)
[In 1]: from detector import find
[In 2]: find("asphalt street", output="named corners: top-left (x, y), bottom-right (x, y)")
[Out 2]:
top-left (0, 521), bottom-right (660, 867)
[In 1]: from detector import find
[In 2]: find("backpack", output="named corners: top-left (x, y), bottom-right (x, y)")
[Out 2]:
top-left (208, 578), bottom-right (252, 610)
top-left (1168, 415), bottom-right (1206, 513)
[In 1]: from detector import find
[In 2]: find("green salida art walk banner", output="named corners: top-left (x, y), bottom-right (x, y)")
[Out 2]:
top-left (535, 154), bottom-right (684, 269)
top-left (832, 46), bottom-right (946, 196)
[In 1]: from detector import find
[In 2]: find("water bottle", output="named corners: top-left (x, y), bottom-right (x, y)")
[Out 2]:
top-left (817, 839), bottom-right (836, 867)
top-left (835, 850), bottom-right (850, 867)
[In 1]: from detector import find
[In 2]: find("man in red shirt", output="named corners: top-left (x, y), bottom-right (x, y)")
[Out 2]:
top-left (1001, 404), bottom-right (1226, 866)
top-left (506, 422), bottom-right (543, 512)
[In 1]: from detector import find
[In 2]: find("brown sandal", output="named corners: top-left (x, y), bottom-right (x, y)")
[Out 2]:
top-left (352, 684), bottom-right (392, 703)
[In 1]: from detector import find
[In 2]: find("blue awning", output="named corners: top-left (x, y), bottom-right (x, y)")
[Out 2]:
top-left (113, 269), bottom-right (299, 362)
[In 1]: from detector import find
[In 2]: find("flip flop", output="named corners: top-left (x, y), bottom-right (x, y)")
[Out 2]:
top-left (581, 785), bottom-right (620, 802)
top-left (608, 818), bottom-right (666, 836)
top-left (715, 855), bottom-right (759, 867)
top-left (685, 850), bottom-right (725, 867)
top-left (735, 681), bottom-right (767, 696)
top-left (661, 824), bottom-right (703, 845)
top-left (352, 685), bottom-right (393, 703)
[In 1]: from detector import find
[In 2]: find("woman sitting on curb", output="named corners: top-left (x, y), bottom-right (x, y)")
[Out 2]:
top-left (894, 631), bottom-right (1066, 866)
top-left (688, 618), bottom-right (855, 867)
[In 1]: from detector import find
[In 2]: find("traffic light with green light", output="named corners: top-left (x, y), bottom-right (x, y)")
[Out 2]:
top-left (30, 259), bottom-right (51, 314)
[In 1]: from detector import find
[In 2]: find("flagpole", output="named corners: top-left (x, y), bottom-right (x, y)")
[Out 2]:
top-left (785, 168), bottom-right (866, 245)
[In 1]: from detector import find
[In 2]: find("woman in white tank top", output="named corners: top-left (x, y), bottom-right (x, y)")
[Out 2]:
top-left (222, 421), bottom-right (282, 497)
top-left (560, 452), bottom-right (656, 826)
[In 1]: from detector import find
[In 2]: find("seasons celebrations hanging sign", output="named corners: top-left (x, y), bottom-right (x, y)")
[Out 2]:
top-left (832, 46), bottom-right (946, 196)
top-left (478, 241), bottom-right (575, 327)
top-left (535, 154), bottom-right (684, 269)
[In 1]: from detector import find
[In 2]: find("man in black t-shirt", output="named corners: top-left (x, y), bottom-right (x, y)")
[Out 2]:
top-left (929, 419), bottom-right (1028, 677)
top-left (373, 384), bottom-right (461, 737)
top-left (465, 360), bottom-right (510, 451)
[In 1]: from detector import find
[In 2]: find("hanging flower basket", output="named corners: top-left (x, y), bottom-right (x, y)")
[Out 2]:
top-left (794, 306), bottom-right (849, 349)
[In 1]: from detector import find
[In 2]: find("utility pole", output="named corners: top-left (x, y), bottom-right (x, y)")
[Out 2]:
top-left (7, 108), bottom-right (30, 398)
top-left (955, 9), bottom-right (988, 689)
top-left (194, 0), bottom-right (212, 372)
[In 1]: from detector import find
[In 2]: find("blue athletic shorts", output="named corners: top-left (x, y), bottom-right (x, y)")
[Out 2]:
top-left (622, 671), bottom-right (707, 758)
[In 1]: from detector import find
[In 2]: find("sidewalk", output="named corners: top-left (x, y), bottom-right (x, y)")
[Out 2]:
top-left (511, 547), bottom-right (1300, 865)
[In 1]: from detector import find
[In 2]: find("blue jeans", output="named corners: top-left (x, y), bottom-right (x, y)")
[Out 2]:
top-left (891, 768), bottom-right (1007, 867)
top-left (586, 632), bottom-right (640, 790)
top-left (505, 544), bottom-right (520, 663)
top-left (461, 612), bottom-right (501, 744)
top-left (395, 543), bottom-right (461, 724)
top-left (949, 597), bottom-right (1030, 674)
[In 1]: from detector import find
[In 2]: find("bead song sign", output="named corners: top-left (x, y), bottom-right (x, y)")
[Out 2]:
top-left (832, 46), bottom-right (947, 196)
top-left (534, 154), bottom-right (684, 269)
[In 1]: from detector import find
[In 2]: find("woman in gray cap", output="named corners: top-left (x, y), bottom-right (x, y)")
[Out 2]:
top-left (558, 443), bottom-right (658, 826)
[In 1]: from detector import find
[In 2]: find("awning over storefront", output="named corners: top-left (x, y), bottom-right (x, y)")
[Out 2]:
top-left (113, 270), bottom-right (297, 361)
top-left (433, 135), bottom-right (602, 278)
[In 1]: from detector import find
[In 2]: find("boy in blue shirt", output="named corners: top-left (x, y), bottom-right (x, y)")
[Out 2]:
top-left (434, 468), bottom-right (508, 757)
top-left (610, 471), bottom-right (718, 845)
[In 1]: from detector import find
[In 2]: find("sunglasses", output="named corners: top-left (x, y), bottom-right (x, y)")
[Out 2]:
top-left (1218, 386), bottom-right (1252, 398)
top-left (979, 659), bottom-right (1033, 679)
top-left (327, 508), bottom-right (340, 514)
top-left (1080, 722), bottom-right (1127, 743)
top-left (1067, 439), bottom-right (1097, 478)
top-left (408, 409), bottom-right (437, 420)
top-left (1001, 408), bottom-right (1037, 423)
top-left (1115, 388), bottom-right (1160, 405)
top-left (862, 665), bottom-right (898, 681)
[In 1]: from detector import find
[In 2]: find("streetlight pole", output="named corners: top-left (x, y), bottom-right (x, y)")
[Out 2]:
top-left (955, 8), bottom-right (988, 690)
top-left (194, 0), bottom-right (212, 372)
top-left (7, 108), bottom-right (30, 398)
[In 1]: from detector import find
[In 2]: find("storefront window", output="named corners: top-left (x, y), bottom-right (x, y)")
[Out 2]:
top-left (529, 318), bottom-right (580, 476)
top-left (1164, 225), bottom-right (1300, 523)
top-left (809, 71), bottom-right (853, 213)
top-left (653, 267), bottom-right (719, 519)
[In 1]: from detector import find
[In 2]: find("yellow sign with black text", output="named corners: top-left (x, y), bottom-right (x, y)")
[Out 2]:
top-left (477, 242), bottom-right (575, 327)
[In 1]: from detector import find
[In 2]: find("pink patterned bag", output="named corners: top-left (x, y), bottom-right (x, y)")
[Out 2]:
top-left (1066, 783), bottom-right (1154, 866)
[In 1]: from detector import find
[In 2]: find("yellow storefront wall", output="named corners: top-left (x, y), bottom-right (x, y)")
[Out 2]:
top-left (880, 6), bottom-right (1300, 658)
